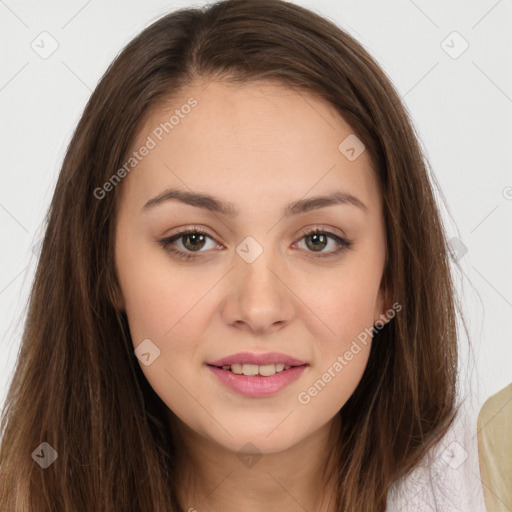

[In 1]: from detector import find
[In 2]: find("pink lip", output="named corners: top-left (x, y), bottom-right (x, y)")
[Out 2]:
top-left (207, 351), bottom-right (307, 367)
top-left (207, 364), bottom-right (308, 397)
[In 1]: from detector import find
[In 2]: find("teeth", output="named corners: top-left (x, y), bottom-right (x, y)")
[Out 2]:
top-left (230, 363), bottom-right (243, 374)
top-left (222, 363), bottom-right (293, 376)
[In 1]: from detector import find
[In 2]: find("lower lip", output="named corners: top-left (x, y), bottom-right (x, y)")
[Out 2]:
top-left (206, 364), bottom-right (308, 397)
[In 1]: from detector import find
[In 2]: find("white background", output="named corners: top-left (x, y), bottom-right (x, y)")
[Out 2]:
top-left (1, 0), bottom-right (511, 415)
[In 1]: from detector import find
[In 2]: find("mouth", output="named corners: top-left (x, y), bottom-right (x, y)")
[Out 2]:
top-left (207, 362), bottom-right (299, 377)
top-left (205, 353), bottom-right (309, 397)
top-left (206, 363), bottom-right (309, 398)
top-left (207, 351), bottom-right (307, 369)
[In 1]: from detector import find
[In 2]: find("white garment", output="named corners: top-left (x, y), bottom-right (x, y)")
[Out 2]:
top-left (386, 403), bottom-right (487, 511)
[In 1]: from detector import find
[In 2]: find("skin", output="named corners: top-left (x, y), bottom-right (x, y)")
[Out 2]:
top-left (114, 78), bottom-right (391, 511)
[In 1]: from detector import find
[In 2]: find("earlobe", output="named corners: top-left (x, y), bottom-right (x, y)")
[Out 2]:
top-left (106, 273), bottom-right (126, 312)
top-left (111, 288), bottom-right (126, 312)
top-left (373, 284), bottom-right (394, 327)
top-left (112, 287), bottom-right (126, 313)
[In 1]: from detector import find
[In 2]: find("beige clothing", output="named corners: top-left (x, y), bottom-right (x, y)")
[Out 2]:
top-left (477, 383), bottom-right (512, 512)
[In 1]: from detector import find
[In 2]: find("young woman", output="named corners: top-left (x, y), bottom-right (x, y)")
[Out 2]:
top-left (0, 1), bottom-right (487, 510)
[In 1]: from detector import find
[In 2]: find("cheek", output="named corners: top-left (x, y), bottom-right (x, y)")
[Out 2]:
top-left (297, 291), bottom-right (374, 413)
top-left (118, 256), bottom-right (213, 426)
top-left (116, 238), bottom-right (212, 389)
top-left (121, 267), bottom-right (212, 389)
top-left (121, 267), bottom-right (176, 344)
top-left (297, 257), bottom-right (381, 408)
top-left (306, 264), bottom-right (382, 346)
top-left (117, 233), bottom-right (206, 343)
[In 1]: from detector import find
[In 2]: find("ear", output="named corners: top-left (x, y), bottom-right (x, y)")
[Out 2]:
top-left (106, 271), bottom-right (126, 313)
top-left (111, 285), bottom-right (126, 313)
top-left (373, 279), bottom-right (394, 327)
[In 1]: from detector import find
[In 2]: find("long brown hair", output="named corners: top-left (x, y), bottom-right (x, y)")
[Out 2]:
top-left (0, 1), bottom-right (463, 510)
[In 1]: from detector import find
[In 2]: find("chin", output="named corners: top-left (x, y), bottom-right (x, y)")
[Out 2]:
top-left (201, 417), bottom-right (309, 455)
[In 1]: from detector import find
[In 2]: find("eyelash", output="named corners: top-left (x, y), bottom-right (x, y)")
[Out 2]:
top-left (159, 225), bottom-right (353, 261)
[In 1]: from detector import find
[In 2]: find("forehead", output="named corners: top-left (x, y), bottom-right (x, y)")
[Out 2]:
top-left (122, 79), bottom-right (381, 212)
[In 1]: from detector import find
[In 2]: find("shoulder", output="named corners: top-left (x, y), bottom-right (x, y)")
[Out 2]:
top-left (478, 382), bottom-right (512, 427)
top-left (477, 383), bottom-right (512, 512)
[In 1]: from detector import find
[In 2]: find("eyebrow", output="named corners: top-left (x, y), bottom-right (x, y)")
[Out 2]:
top-left (142, 187), bottom-right (368, 217)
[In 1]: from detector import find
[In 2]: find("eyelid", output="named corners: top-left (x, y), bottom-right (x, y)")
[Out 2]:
top-left (162, 224), bottom-right (347, 243)
top-left (295, 224), bottom-right (347, 241)
top-left (159, 224), bottom-right (352, 260)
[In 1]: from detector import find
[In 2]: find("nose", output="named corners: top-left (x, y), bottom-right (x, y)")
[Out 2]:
top-left (221, 248), bottom-right (295, 334)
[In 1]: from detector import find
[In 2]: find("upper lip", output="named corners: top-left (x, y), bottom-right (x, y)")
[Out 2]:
top-left (207, 352), bottom-right (308, 367)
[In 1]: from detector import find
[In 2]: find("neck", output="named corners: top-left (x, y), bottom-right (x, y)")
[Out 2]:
top-left (166, 411), bottom-right (342, 512)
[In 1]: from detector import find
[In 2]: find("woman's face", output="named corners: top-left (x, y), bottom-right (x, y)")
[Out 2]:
top-left (114, 79), bottom-right (389, 454)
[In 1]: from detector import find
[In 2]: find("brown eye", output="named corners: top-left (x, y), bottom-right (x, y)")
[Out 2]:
top-left (181, 232), bottom-right (207, 251)
top-left (159, 228), bottom-right (219, 260)
top-left (160, 226), bottom-right (352, 262)
top-left (296, 229), bottom-right (352, 257)
top-left (304, 232), bottom-right (329, 252)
